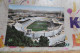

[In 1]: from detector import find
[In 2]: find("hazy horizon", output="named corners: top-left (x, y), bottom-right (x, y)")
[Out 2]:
top-left (9, 5), bottom-right (64, 12)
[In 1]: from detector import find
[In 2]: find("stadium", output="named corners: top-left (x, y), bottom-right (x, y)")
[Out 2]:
top-left (14, 16), bottom-right (65, 46)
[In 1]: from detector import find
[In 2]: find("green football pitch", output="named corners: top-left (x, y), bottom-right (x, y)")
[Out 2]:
top-left (27, 21), bottom-right (48, 31)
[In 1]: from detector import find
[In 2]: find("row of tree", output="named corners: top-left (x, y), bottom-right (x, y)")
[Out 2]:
top-left (5, 25), bottom-right (65, 47)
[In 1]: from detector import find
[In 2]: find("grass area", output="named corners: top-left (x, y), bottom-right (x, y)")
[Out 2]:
top-left (27, 21), bottom-right (48, 31)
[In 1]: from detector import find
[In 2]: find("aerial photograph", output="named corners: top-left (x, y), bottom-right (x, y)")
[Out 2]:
top-left (5, 5), bottom-right (66, 47)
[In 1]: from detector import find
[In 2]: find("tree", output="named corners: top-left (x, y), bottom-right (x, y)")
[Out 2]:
top-left (39, 36), bottom-right (49, 47)
top-left (5, 25), bottom-right (33, 46)
top-left (33, 41), bottom-right (39, 47)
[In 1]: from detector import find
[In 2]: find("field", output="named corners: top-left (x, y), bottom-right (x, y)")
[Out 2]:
top-left (27, 21), bottom-right (48, 31)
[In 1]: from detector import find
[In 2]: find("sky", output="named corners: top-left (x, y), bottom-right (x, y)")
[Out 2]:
top-left (9, 4), bottom-right (64, 12)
